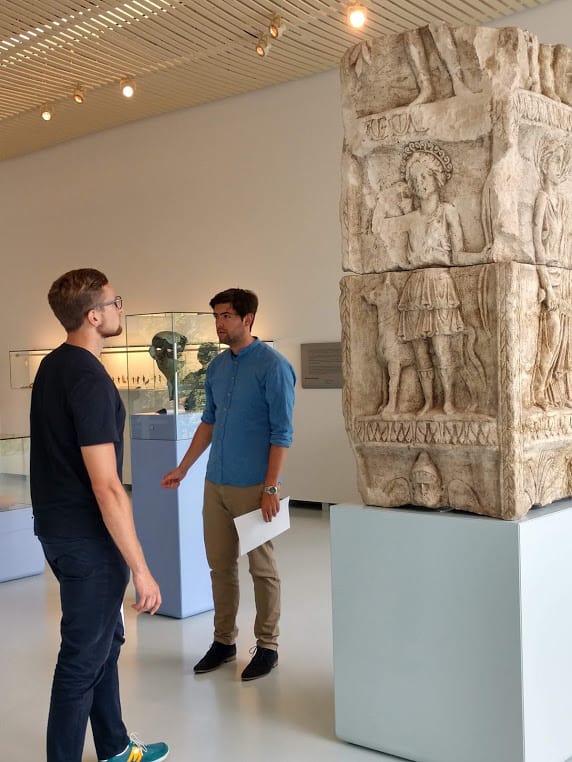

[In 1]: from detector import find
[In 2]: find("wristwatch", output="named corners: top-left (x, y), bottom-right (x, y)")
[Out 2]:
top-left (262, 485), bottom-right (279, 495)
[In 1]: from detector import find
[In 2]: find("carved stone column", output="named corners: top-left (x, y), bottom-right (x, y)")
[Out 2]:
top-left (340, 25), bottom-right (572, 519)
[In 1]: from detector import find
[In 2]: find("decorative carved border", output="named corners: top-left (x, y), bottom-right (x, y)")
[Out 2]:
top-left (354, 417), bottom-right (498, 447)
top-left (523, 413), bottom-right (572, 442)
top-left (497, 262), bottom-right (522, 518)
top-left (339, 277), bottom-right (353, 434)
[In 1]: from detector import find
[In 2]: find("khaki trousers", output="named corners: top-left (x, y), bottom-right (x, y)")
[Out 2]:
top-left (203, 480), bottom-right (280, 650)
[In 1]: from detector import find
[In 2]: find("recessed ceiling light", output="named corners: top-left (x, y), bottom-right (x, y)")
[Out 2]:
top-left (256, 36), bottom-right (271, 57)
top-left (269, 15), bottom-right (286, 39)
top-left (120, 77), bottom-right (135, 97)
top-left (40, 103), bottom-right (53, 121)
top-left (73, 84), bottom-right (85, 104)
top-left (347, 4), bottom-right (367, 29)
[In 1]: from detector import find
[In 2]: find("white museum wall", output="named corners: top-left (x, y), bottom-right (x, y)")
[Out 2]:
top-left (0, 0), bottom-right (570, 505)
top-left (0, 67), bottom-right (356, 504)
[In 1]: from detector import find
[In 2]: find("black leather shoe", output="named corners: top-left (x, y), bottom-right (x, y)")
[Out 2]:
top-left (241, 647), bottom-right (278, 681)
top-left (194, 641), bottom-right (237, 673)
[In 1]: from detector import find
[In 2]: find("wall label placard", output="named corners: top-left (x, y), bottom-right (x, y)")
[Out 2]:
top-left (301, 342), bottom-right (342, 389)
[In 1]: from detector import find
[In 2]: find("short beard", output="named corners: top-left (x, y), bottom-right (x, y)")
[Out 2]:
top-left (99, 324), bottom-right (123, 339)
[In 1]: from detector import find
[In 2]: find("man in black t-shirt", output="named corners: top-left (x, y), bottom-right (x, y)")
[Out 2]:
top-left (31, 269), bottom-right (169, 762)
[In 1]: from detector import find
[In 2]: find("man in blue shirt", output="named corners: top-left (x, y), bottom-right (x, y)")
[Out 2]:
top-left (161, 288), bottom-right (295, 680)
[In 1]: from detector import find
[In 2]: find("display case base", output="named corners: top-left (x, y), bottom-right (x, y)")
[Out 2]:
top-left (131, 438), bottom-right (213, 618)
top-left (330, 502), bottom-right (572, 762)
top-left (0, 506), bottom-right (44, 583)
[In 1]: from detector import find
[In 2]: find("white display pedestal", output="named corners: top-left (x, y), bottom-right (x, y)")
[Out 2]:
top-left (330, 502), bottom-right (572, 762)
top-left (131, 437), bottom-right (213, 618)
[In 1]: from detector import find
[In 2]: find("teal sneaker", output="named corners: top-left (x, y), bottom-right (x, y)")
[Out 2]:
top-left (100, 734), bottom-right (169, 762)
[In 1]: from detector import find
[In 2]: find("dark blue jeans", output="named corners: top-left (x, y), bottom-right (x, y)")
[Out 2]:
top-left (39, 535), bottom-right (131, 762)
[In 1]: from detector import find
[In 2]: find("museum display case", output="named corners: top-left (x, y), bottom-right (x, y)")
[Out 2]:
top-left (9, 349), bottom-right (47, 389)
top-left (10, 346), bottom-right (133, 390)
top-left (9, 347), bottom-right (136, 481)
top-left (125, 313), bottom-right (219, 616)
top-left (0, 434), bottom-right (30, 509)
top-left (125, 311), bottom-right (220, 440)
top-left (0, 435), bottom-right (44, 581)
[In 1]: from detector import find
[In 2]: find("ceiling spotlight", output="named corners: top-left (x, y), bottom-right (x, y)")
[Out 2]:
top-left (120, 77), bottom-right (135, 98)
top-left (347, 4), bottom-right (367, 28)
top-left (73, 84), bottom-right (85, 104)
top-left (40, 103), bottom-right (53, 121)
top-left (256, 35), bottom-right (271, 57)
top-left (269, 14), bottom-right (286, 39)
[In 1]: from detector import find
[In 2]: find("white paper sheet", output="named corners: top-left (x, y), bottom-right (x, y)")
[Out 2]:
top-left (234, 496), bottom-right (290, 556)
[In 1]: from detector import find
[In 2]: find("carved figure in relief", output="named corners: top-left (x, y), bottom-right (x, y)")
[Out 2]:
top-left (405, 24), bottom-right (473, 106)
top-left (383, 451), bottom-right (481, 511)
top-left (373, 141), bottom-right (487, 415)
top-left (363, 275), bottom-right (416, 416)
top-left (372, 181), bottom-right (413, 225)
top-left (531, 136), bottom-right (572, 410)
top-left (397, 142), bottom-right (464, 415)
top-left (410, 451), bottom-right (443, 507)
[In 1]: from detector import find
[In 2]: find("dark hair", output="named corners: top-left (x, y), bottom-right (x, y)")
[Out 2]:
top-left (48, 268), bottom-right (109, 332)
top-left (209, 288), bottom-right (258, 326)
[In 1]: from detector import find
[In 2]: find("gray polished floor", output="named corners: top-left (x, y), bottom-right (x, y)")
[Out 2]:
top-left (2, 508), bottom-right (402, 761)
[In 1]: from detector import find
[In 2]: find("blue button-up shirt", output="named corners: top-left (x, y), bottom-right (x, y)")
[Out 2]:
top-left (202, 338), bottom-right (295, 486)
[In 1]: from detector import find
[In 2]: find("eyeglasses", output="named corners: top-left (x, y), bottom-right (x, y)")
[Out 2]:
top-left (90, 296), bottom-right (123, 311)
top-left (212, 311), bottom-right (239, 321)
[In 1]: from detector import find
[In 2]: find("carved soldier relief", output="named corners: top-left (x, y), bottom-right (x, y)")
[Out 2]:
top-left (340, 25), bottom-right (572, 519)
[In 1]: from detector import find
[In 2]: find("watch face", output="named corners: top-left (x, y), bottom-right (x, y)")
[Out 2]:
top-left (264, 486), bottom-right (278, 495)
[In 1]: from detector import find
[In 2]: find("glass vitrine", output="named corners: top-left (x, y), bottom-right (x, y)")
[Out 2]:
top-left (0, 435), bottom-right (30, 510)
top-left (10, 346), bottom-right (132, 390)
top-left (125, 312), bottom-right (220, 440)
top-left (9, 350), bottom-right (47, 389)
top-left (0, 434), bottom-right (45, 581)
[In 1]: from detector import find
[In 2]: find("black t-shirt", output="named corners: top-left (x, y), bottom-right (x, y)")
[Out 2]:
top-left (30, 343), bottom-right (125, 538)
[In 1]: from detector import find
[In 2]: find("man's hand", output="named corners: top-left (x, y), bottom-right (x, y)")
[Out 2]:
top-left (261, 491), bottom-right (280, 523)
top-left (132, 569), bottom-right (162, 614)
top-left (161, 466), bottom-right (186, 489)
top-left (160, 423), bottom-right (213, 490)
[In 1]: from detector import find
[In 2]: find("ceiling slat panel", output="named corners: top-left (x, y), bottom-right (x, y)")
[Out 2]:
top-left (0, 0), bottom-right (553, 160)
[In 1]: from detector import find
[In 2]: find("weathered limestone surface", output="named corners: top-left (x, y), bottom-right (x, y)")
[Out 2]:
top-left (340, 25), bottom-right (572, 519)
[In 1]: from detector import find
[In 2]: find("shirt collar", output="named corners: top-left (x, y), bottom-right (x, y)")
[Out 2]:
top-left (230, 336), bottom-right (259, 358)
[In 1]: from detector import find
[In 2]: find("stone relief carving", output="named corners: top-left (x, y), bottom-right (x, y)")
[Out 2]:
top-left (395, 143), bottom-right (464, 416)
top-left (362, 275), bottom-right (415, 416)
top-left (369, 141), bottom-right (488, 417)
top-left (380, 451), bottom-right (481, 512)
top-left (523, 450), bottom-right (563, 507)
top-left (530, 136), bottom-right (572, 410)
top-left (405, 25), bottom-right (475, 106)
top-left (527, 37), bottom-right (572, 106)
top-left (340, 25), bottom-right (572, 519)
top-left (349, 268), bottom-right (492, 424)
top-left (566, 454), bottom-right (572, 494)
top-left (354, 417), bottom-right (498, 448)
